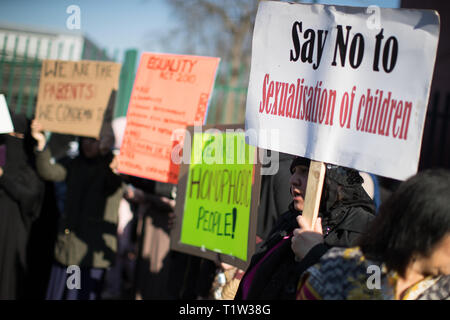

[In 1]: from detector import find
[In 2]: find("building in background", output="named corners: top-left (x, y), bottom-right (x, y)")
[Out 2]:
top-left (0, 22), bottom-right (118, 118)
top-left (0, 22), bottom-right (138, 120)
top-left (0, 22), bottom-right (138, 159)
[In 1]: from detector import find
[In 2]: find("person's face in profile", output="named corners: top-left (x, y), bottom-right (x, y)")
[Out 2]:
top-left (81, 137), bottom-right (100, 158)
top-left (290, 164), bottom-right (309, 211)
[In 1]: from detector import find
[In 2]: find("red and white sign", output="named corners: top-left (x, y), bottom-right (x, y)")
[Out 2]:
top-left (118, 53), bottom-right (220, 184)
top-left (245, 1), bottom-right (439, 180)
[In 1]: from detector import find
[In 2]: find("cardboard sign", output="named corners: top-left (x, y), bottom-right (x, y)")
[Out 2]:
top-left (0, 94), bottom-right (14, 134)
top-left (35, 60), bottom-right (121, 138)
top-left (245, 1), bottom-right (440, 180)
top-left (117, 53), bottom-right (220, 184)
top-left (170, 125), bottom-right (261, 270)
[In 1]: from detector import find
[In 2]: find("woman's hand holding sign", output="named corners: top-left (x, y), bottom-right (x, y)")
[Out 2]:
top-left (31, 119), bottom-right (47, 152)
top-left (291, 215), bottom-right (323, 261)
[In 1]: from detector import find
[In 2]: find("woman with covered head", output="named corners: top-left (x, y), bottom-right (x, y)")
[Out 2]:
top-left (234, 156), bottom-right (376, 300)
top-left (0, 113), bottom-right (44, 299)
top-left (31, 118), bottom-right (123, 300)
top-left (297, 169), bottom-right (450, 300)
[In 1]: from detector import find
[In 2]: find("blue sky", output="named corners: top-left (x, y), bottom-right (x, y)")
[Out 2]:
top-left (0, 0), bottom-right (400, 59)
top-left (0, 0), bottom-right (173, 56)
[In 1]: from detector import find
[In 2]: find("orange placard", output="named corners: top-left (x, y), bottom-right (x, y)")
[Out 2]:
top-left (118, 53), bottom-right (220, 184)
top-left (35, 60), bottom-right (121, 138)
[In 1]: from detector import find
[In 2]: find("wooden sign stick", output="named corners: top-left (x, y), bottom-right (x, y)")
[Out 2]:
top-left (302, 160), bottom-right (326, 228)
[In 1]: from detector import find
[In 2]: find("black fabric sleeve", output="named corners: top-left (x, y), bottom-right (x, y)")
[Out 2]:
top-left (104, 166), bottom-right (123, 196)
top-left (295, 243), bottom-right (330, 275)
top-left (0, 167), bottom-right (44, 221)
top-left (324, 207), bottom-right (376, 247)
top-left (103, 153), bottom-right (123, 196)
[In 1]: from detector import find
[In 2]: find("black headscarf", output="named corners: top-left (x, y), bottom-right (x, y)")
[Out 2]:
top-left (0, 112), bottom-right (43, 221)
top-left (289, 156), bottom-right (310, 173)
top-left (0, 113), bottom-right (36, 169)
top-left (321, 164), bottom-right (375, 213)
top-left (0, 113), bottom-right (44, 299)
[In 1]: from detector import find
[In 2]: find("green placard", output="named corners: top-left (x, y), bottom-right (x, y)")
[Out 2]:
top-left (180, 131), bottom-right (256, 261)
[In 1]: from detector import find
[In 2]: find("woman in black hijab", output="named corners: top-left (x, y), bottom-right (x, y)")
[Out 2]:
top-left (0, 113), bottom-right (44, 299)
top-left (234, 157), bottom-right (375, 300)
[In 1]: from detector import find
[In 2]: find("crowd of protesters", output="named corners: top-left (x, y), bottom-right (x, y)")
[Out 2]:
top-left (0, 113), bottom-right (449, 300)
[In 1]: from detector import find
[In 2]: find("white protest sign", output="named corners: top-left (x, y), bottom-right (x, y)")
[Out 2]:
top-left (245, 1), bottom-right (439, 180)
top-left (0, 94), bottom-right (14, 134)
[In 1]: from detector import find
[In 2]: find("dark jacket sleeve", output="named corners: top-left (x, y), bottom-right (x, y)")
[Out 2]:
top-left (0, 166), bottom-right (44, 221)
top-left (148, 182), bottom-right (176, 212)
top-left (104, 157), bottom-right (123, 196)
top-left (324, 207), bottom-right (376, 248)
top-left (34, 147), bottom-right (67, 182)
top-left (294, 243), bottom-right (330, 276)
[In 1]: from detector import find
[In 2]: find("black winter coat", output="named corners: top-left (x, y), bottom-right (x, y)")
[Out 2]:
top-left (235, 202), bottom-right (375, 300)
top-left (0, 117), bottom-right (45, 299)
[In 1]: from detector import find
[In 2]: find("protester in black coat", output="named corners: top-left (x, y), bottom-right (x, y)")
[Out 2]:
top-left (0, 114), bottom-right (44, 299)
top-left (31, 119), bottom-right (123, 300)
top-left (234, 157), bottom-right (375, 300)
